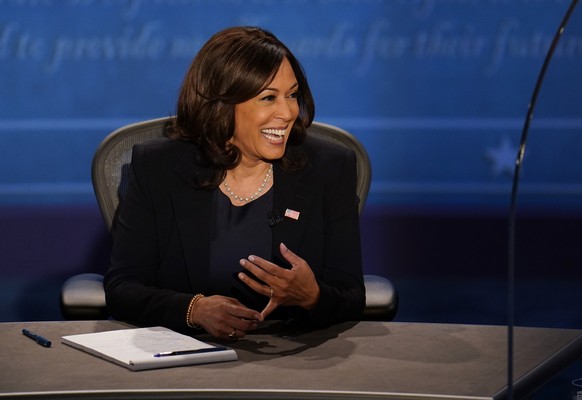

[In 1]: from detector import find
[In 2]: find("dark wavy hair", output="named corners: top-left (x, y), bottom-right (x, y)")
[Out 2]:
top-left (168, 26), bottom-right (315, 189)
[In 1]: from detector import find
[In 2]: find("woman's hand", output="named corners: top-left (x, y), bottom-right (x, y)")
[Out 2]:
top-left (191, 295), bottom-right (263, 339)
top-left (238, 242), bottom-right (320, 319)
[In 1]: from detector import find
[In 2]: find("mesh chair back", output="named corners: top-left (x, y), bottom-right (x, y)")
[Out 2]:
top-left (92, 117), bottom-right (371, 230)
top-left (305, 121), bottom-right (371, 214)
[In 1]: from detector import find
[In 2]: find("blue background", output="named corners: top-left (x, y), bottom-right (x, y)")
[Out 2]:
top-left (1, 1), bottom-right (582, 396)
top-left (2, 0), bottom-right (582, 210)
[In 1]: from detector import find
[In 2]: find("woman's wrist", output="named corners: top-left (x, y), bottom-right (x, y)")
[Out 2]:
top-left (186, 294), bottom-right (205, 329)
top-left (302, 285), bottom-right (321, 310)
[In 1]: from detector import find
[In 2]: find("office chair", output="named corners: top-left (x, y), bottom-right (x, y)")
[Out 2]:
top-left (60, 117), bottom-right (398, 321)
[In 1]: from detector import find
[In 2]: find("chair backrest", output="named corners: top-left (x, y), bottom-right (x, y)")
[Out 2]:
top-left (92, 117), bottom-right (371, 230)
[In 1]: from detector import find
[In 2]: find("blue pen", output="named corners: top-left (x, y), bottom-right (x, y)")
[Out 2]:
top-left (22, 329), bottom-right (52, 348)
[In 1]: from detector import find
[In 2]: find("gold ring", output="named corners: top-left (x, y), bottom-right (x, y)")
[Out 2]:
top-left (269, 287), bottom-right (273, 298)
top-left (228, 329), bottom-right (237, 338)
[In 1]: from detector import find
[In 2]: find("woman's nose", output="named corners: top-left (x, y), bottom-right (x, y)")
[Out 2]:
top-left (275, 98), bottom-right (295, 120)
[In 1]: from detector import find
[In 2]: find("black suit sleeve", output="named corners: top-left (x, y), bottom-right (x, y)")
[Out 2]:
top-left (104, 142), bottom-right (192, 331)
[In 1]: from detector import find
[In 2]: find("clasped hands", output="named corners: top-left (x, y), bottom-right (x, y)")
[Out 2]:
top-left (191, 243), bottom-right (320, 340)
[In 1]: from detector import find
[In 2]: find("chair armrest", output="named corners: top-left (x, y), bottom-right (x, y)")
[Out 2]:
top-left (363, 274), bottom-right (398, 321)
top-left (59, 273), bottom-right (397, 321)
top-left (60, 273), bottom-right (108, 320)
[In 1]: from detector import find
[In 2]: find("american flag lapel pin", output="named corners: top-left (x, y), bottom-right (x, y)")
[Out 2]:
top-left (284, 208), bottom-right (300, 220)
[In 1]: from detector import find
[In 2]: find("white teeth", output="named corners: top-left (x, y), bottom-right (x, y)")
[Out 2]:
top-left (261, 128), bottom-right (286, 136)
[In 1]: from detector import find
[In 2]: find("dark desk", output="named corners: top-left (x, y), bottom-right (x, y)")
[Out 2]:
top-left (1, 320), bottom-right (581, 399)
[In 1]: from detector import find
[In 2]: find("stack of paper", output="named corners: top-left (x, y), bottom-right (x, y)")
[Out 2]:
top-left (62, 326), bottom-right (237, 371)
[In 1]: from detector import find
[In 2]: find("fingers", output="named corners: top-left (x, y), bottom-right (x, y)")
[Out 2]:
top-left (222, 300), bottom-right (262, 340)
top-left (239, 243), bottom-right (304, 274)
top-left (261, 299), bottom-right (278, 320)
top-left (237, 271), bottom-right (273, 298)
top-left (240, 254), bottom-right (283, 279)
top-left (238, 259), bottom-right (282, 320)
top-left (237, 270), bottom-right (281, 319)
top-left (226, 316), bottom-right (259, 340)
top-left (195, 296), bottom-right (262, 339)
top-left (279, 242), bottom-right (302, 268)
top-left (227, 298), bottom-right (263, 321)
top-left (238, 243), bottom-right (319, 317)
top-left (238, 244), bottom-right (302, 287)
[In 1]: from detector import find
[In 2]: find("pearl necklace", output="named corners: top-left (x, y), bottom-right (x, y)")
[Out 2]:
top-left (222, 164), bottom-right (273, 203)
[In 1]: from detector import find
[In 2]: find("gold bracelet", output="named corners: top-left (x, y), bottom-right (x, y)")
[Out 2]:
top-left (186, 294), bottom-right (204, 329)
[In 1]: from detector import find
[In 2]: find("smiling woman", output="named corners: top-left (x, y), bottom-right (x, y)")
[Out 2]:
top-left (104, 26), bottom-right (365, 340)
top-left (230, 58), bottom-right (299, 172)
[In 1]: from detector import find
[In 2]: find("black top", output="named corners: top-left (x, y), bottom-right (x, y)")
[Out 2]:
top-left (208, 188), bottom-right (273, 311)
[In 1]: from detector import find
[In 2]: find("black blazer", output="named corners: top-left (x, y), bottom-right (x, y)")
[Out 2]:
top-left (104, 135), bottom-right (365, 331)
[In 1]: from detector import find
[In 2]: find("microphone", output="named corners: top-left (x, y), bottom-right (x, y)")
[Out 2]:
top-left (267, 210), bottom-right (284, 227)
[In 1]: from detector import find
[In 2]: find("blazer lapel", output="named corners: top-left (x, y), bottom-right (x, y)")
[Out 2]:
top-left (271, 162), bottom-right (314, 267)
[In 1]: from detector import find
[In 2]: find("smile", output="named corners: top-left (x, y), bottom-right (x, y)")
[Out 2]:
top-left (261, 128), bottom-right (286, 143)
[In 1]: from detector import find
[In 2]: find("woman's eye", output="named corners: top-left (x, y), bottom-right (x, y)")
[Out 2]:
top-left (260, 92), bottom-right (298, 102)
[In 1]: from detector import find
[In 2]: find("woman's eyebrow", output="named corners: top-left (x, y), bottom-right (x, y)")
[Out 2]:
top-left (263, 82), bottom-right (299, 92)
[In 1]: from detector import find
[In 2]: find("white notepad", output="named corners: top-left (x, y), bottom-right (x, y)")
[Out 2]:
top-left (62, 326), bottom-right (237, 371)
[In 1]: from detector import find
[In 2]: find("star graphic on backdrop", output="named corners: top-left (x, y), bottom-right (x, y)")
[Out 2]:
top-left (484, 137), bottom-right (518, 177)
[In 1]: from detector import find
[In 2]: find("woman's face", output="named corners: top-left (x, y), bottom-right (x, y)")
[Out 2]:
top-left (231, 58), bottom-right (299, 164)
